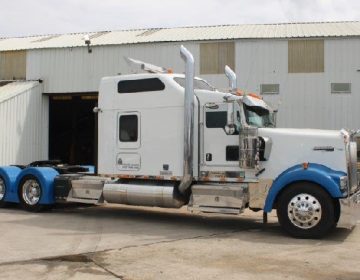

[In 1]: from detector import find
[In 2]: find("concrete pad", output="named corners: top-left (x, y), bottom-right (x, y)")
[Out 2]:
top-left (0, 203), bottom-right (359, 279)
top-left (91, 226), bottom-right (360, 280)
top-left (0, 203), bottom-right (267, 263)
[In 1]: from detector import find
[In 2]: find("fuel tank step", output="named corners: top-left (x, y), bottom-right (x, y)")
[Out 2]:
top-left (188, 183), bottom-right (249, 214)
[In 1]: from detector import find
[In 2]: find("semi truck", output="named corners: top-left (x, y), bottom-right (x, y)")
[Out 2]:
top-left (0, 46), bottom-right (359, 238)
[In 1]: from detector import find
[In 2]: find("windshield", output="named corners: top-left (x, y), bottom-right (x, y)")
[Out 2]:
top-left (174, 77), bottom-right (216, 91)
top-left (243, 104), bottom-right (275, 128)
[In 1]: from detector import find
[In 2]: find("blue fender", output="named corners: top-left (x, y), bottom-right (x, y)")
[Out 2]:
top-left (263, 163), bottom-right (346, 213)
top-left (15, 167), bottom-right (59, 205)
top-left (0, 166), bottom-right (22, 203)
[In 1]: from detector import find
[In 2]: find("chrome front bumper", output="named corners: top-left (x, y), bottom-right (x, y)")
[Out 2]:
top-left (338, 189), bottom-right (360, 229)
top-left (338, 137), bottom-right (360, 229)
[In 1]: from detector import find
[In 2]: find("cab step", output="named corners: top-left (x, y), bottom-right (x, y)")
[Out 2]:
top-left (188, 183), bottom-right (249, 214)
top-left (188, 205), bottom-right (242, 215)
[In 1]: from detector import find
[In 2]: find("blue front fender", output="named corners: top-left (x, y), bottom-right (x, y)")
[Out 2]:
top-left (263, 163), bottom-right (345, 212)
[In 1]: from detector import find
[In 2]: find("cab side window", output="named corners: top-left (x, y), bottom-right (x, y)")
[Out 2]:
top-left (206, 111), bottom-right (227, 128)
top-left (119, 115), bottom-right (138, 142)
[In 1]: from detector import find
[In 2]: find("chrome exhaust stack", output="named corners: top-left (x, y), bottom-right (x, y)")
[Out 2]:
top-left (225, 65), bottom-right (237, 92)
top-left (224, 65), bottom-right (237, 135)
top-left (178, 45), bottom-right (195, 194)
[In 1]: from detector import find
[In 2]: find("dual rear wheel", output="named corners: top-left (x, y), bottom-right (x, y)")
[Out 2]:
top-left (0, 175), bottom-right (51, 212)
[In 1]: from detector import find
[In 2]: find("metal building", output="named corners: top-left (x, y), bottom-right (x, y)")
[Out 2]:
top-left (0, 81), bottom-right (47, 165)
top-left (0, 21), bottom-right (360, 165)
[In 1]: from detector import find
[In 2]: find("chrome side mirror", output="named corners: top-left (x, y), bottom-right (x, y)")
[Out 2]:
top-left (225, 124), bottom-right (236, 135)
top-left (225, 101), bottom-right (236, 135)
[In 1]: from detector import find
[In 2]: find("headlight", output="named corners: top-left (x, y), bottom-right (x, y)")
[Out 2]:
top-left (340, 176), bottom-right (348, 192)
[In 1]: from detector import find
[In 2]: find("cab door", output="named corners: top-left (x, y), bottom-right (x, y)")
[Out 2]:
top-left (116, 111), bottom-right (141, 172)
top-left (201, 102), bottom-right (241, 172)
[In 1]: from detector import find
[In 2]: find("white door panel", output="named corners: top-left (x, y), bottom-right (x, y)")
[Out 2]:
top-left (202, 103), bottom-right (239, 168)
top-left (116, 111), bottom-right (141, 172)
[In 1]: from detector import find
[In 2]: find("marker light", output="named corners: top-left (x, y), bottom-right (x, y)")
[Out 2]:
top-left (235, 89), bottom-right (244, 96)
top-left (248, 93), bottom-right (262, 100)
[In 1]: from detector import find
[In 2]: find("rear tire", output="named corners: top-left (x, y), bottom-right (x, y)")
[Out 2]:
top-left (0, 176), bottom-right (7, 207)
top-left (276, 182), bottom-right (336, 238)
top-left (18, 175), bottom-right (46, 212)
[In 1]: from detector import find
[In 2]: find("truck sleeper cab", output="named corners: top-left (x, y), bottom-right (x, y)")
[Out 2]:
top-left (0, 46), bottom-right (359, 239)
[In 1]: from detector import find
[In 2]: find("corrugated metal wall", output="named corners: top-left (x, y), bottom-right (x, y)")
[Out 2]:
top-left (26, 37), bottom-right (360, 130)
top-left (236, 38), bottom-right (360, 129)
top-left (0, 82), bottom-right (48, 165)
top-left (26, 43), bottom-right (200, 93)
top-left (26, 42), bottom-right (230, 93)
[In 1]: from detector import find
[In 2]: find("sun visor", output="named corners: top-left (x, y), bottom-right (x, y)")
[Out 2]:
top-left (242, 95), bottom-right (272, 112)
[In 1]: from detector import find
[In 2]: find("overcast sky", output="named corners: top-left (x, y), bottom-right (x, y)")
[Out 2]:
top-left (0, 0), bottom-right (359, 37)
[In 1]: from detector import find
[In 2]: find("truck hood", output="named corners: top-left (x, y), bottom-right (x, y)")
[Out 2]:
top-left (258, 127), bottom-right (347, 179)
top-left (259, 127), bottom-right (343, 139)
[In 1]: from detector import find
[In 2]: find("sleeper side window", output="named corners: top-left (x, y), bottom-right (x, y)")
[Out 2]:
top-left (119, 115), bottom-right (138, 142)
top-left (118, 78), bottom-right (165, 93)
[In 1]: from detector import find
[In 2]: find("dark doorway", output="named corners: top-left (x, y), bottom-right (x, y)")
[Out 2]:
top-left (49, 94), bottom-right (97, 165)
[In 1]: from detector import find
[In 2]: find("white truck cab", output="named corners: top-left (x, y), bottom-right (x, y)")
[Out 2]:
top-left (94, 46), bottom-right (360, 238)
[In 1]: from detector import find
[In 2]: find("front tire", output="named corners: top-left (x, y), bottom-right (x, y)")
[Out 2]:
top-left (276, 182), bottom-right (336, 238)
top-left (18, 176), bottom-right (46, 212)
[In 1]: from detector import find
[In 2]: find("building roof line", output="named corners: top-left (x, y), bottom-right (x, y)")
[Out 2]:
top-left (1, 21), bottom-right (360, 51)
top-left (2, 20), bottom-right (359, 40)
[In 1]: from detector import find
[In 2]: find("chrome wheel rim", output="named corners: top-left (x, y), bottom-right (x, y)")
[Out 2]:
top-left (22, 179), bottom-right (41, 206)
top-left (0, 178), bottom-right (5, 200)
top-left (288, 193), bottom-right (322, 229)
